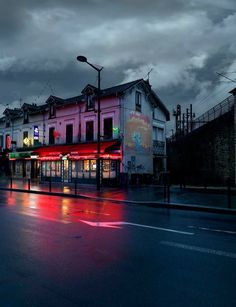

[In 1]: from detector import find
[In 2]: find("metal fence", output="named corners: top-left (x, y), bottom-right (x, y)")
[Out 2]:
top-left (192, 95), bottom-right (234, 130)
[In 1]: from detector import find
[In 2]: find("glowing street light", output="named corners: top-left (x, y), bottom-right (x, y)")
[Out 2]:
top-left (77, 55), bottom-right (103, 191)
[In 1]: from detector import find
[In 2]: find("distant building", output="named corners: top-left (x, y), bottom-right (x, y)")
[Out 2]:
top-left (168, 88), bottom-right (236, 186)
top-left (0, 79), bottom-right (169, 185)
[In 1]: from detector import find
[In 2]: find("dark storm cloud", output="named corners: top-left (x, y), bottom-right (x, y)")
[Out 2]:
top-left (0, 0), bottom-right (236, 131)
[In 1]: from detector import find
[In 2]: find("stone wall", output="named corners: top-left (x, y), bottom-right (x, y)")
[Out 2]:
top-left (167, 109), bottom-right (235, 186)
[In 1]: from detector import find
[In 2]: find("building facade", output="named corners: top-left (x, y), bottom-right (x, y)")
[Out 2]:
top-left (0, 79), bottom-right (169, 185)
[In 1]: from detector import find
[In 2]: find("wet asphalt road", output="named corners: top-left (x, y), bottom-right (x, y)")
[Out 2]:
top-left (0, 190), bottom-right (236, 307)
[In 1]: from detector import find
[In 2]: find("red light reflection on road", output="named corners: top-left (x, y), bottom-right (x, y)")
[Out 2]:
top-left (5, 191), bottom-right (125, 225)
top-left (6, 192), bottom-right (16, 206)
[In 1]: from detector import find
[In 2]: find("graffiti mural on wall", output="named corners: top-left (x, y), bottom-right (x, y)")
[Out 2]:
top-left (125, 111), bottom-right (152, 153)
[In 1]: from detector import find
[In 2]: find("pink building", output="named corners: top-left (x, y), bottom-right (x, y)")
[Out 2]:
top-left (1, 79), bottom-right (169, 185)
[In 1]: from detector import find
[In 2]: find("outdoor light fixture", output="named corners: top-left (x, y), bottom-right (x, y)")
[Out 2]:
top-left (77, 55), bottom-right (103, 191)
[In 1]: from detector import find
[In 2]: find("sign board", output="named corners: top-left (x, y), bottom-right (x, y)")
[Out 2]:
top-left (33, 126), bottom-right (39, 140)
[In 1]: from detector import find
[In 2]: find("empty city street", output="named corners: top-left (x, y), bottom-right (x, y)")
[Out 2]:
top-left (1, 190), bottom-right (236, 307)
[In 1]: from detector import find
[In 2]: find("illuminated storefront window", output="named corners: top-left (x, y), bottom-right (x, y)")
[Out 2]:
top-left (71, 160), bottom-right (97, 180)
top-left (36, 141), bottom-right (120, 184)
top-left (82, 160), bottom-right (96, 179)
top-left (102, 160), bottom-right (117, 178)
top-left (42, 161), bottom-right (61, 179)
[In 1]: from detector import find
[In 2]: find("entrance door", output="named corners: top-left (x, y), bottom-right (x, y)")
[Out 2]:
top-left (63, 159), bottom-right (69, 182)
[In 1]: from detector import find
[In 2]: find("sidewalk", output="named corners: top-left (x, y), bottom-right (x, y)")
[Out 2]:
top-left (0, 178), bottom-right (235, 215)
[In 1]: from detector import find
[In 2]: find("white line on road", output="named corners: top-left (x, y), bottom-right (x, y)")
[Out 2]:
top-left (160, 241), bottom-right (236, 259)
top-left (188, 225), bottom-right (236, 235)
top-left (79, 220), bottom-right (194, 235)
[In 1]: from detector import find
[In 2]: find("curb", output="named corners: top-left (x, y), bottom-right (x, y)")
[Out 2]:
top-left (0, 186), bottom-right (235, 216)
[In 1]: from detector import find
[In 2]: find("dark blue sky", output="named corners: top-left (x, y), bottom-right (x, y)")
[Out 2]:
top-left (0, 0), bottom-right (236, 132)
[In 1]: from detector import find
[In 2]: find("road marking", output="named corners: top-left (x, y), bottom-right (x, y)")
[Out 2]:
top-left (79, 220), bottom-right (122, 229)
top-left (160, 241), bottom-right (236, 259)
top-left (72, 210), bottom-right (110, 216)
top-left (17, 211), bottom-right (71, 224)
top-left (79, 220), bottom-right (194, 235)
top-left (188, 225), bottom-right (236, 235)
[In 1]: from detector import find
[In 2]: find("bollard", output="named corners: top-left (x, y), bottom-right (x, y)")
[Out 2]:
top-left (163, 184), bottom-right (167, 200)
top-left (10, 177), bottom-right (12, 189)
top-left (227, 181), bottom-right (231, 209)
top-left (49, 178), bottom-right (52, 192)
top-left (167, 184), bottom-right (170, 203)
top-left (74, 180), bottom-right (77, 195)
top-left (28, 178), bottom-right (31, 191)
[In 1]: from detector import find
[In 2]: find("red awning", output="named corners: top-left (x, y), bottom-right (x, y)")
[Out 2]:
top-left (33, 141), bottom-right (120, 157)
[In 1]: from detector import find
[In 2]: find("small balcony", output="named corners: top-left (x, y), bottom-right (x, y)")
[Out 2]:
top-left (153, 140), bottom-right (165, 155)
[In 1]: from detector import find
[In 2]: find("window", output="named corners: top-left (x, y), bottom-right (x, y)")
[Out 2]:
top-left (84, 86), bottom-right (95, 111)
top-left (86, 121), bottom-right (94, 141)
top-left (158, 128), bottom-right (164, 141)
top-left (23, 110), bottom-right (29, 124)
top-left (86, 95), bottom-right (95, 110)
top-left (82, 160), bottom-right (96, 179)
top-left (103, 118), bottom-right (113, 140)
top-left (135, 91), bottom-right (142, 112)
top-left (6, 119), bottom-right (10, 128)
top-left (153, 109), bottom-right (158, 119)
top-left (49, 104), bottom-right (56, 118)
top-left (153, 127), bottom-right (158, 141)
top-left (49, 127), bottom-right (55, 144)
top-left (66, 124), bottom-right (73, 144)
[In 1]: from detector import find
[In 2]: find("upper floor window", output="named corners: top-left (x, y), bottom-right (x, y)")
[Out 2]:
top-left (86, 95), bottom-right (95, 111)
top-left (49, 127), bottom-right (55, 144)
top-left (66, 124), bottom-right (73, 144)
top-left (86, 121), bottom-right (94, 141)
top-left (23, 110), bottom-right (29, 124)
top-left (103, 117), bottom-right (113, 140)
top-left (153, 127), bottom-right (158, 141)
top-left (49, 104), bottom-right (56, 118)
top-left (158, 128), bottom-right (164, 142)
top-left (83, 86), bottom-right (96, 111)
top-left (135, 91), bottom-right (142, 112)
top-left (5, 119), bottom-right (10, 128)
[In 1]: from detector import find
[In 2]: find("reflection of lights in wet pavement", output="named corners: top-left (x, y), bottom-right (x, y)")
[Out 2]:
top-left (63, 186), bottom-right (70, 193)
top-left (71, 210), bottom-right (110, 216)
top-left (13, 210), bottom-right (71, 224)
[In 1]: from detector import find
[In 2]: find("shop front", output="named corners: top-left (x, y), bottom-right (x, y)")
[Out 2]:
top-left (34, 141), bottom-right (121, 185)
top-left (9, 151), bottom-right (39, 179)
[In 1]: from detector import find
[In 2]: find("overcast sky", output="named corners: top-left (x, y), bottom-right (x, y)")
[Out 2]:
top-left (0, 0), bottom-right (236, 133)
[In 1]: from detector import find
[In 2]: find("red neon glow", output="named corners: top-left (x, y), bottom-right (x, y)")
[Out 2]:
top-left (38, 156), bottom-right (60, 161)
top-left (53, 130), bottom-right (61, 138)
top-left (33, 141), bottom-right (119, 156)
top-left (6, 135), bottom-right (11, 149)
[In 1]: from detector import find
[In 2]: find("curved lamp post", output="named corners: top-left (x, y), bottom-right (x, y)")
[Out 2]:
top-left (77, 55), bottom-right (103, 191)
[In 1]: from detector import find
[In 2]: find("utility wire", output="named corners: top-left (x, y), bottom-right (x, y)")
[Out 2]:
top-left (216, 72), bottom-right (236, 84)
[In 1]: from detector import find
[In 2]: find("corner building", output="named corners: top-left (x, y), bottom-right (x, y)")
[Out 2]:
top-left (0, 79), bottom-right (169, 185)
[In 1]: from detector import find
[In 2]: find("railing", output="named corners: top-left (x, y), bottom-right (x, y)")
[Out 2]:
top-left (192, 95), bottom-right (234, 130)
top-left (153, 140), bottom-right (165, 155)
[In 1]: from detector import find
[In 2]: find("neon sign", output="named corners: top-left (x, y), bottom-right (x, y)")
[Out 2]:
top-left (33, 126), bottom-right (39, 140)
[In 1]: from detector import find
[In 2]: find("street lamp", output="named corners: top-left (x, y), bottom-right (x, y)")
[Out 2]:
top-left (77, 55), bottom-right (103, 191)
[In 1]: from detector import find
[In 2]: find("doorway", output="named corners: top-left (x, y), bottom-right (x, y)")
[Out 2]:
top-left (63, 159), bottom-right (69, 182)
